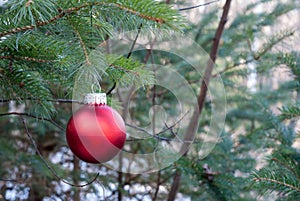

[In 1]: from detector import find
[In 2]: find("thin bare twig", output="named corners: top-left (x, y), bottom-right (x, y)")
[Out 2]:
top-left (153, 170), bottom-right (161, 200)
top-left (0, 112), bottom-right (64, 131)
top-left (127, 24), bottom-right (143, 60)
top-left (125, 111), bottom-right (189, 142)
top-left (116, 23), bottom-right (143, 201)
top-left (164, 122), bottom-right (183, 143)
top-left (212, 59), bottom-right (254, 77)
top-left (0, 98), bottom-right (82, 104)
top-left (178, 0), bottom-right (220, 11)
top-left (19, 116), bottom-right (99, 188)
top-left (125, 123), bottom-right (170, 141)
top-left (106, 24), bottom-right (143, 95)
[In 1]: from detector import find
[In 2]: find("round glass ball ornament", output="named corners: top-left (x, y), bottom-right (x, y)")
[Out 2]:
top-left (66, 93), bottom-right (126, 163)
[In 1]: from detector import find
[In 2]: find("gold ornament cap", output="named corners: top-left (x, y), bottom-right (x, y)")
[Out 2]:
top-left (84, 93), bottom-right (107, 105)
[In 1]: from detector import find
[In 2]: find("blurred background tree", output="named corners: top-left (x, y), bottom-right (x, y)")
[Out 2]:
top-left (0, 0), bottom-right (300, 201)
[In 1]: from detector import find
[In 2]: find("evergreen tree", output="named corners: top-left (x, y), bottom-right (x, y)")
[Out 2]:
top-left (0, 0), bottom-right (300, 201)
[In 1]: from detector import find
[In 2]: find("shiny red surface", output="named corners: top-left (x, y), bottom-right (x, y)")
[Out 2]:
top-left (66, 105), bottom-right (126, 163)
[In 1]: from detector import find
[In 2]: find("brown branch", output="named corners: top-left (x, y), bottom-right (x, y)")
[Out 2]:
top-left (179, 0), bottom-right (220, 11)
top-left (113, 4), bottom-right (164, 24)
top-left (167, 0), bottom-right (232, 200)
top-left (0, 55), bottom-right (56, 63)
top-left (71, 25), bottom-right (91, 65)
top-left (152, 170), bottom-right (161, 200)
top-left (0, 5), bottom-right (82, 38)
top-left (253, 177), bottom-right (300, 192)
top-left (0, 2), bottom-right (167, 38)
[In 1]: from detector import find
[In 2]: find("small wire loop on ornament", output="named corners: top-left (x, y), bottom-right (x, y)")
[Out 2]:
top-left (91, 83), bottom-right (101, 93)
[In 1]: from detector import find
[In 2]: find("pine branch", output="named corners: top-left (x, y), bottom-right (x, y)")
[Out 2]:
top-left (279, 105), bottom-right (300, 120)
top-left (108, 64), bottom-right (140, 76)
top-left (0, 5), bottom-right (77, 37)
top-left (271, 157), bottom-right (300, 180)
top-left (0, 1), bottom-right (178, 38)
top-left (0, 64), bottom-right (56, 118)
top-left (253, 29), bottom-right (295, 60)
top-left (213, 30), bottom-right (294, 77)
top-left (251, 151), bottom-right (300, 198)
top-left (0, 55), bottom-right (56, 63)
top-left (70, 22), bottom-right (91, 65)
top-left (112, 3), bottom-right (164, 24)
top-left (105, 55), bottom-right (154, 87)
top-left (253, 177), bottom-right (300, 193)
top-left (106, 23), bottom-right (142, 95)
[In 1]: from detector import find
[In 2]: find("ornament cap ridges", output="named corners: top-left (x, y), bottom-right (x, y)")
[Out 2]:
top-left (84, 93), bottom-right (107, 105)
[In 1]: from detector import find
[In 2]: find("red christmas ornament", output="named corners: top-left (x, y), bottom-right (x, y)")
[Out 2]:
top-left (66, 93), bottom-right (126, 163)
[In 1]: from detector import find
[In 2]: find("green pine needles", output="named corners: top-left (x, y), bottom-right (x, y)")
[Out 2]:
top-left (0, 0), bottom-right (185, 118)
top-left (251, 153), bottom-right (300, 201)
top-left (1, 0), bottom-right (300, 200)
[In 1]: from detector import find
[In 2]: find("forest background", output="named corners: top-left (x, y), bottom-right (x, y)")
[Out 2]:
top-left (0, 0), bottom-right (300, 200)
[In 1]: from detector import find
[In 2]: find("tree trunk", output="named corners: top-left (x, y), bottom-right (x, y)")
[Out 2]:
top-left (167, 0), bottom-right (232, 200)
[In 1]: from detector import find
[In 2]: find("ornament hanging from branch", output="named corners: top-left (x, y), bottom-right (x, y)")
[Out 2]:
top-left (66, 93), bottom-right (126, 163)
